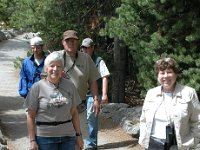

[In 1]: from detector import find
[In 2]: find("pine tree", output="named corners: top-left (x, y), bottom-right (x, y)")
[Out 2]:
top-left (102, 0), bottom-right (200, 97)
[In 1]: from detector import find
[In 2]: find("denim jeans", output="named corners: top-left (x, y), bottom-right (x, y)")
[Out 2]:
top-left (85, 96), bottom-right (100, 148)
top-left (36, 136), bottom-right (75, 150)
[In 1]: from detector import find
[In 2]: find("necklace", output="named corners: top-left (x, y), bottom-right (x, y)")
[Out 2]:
top-left (46, 78), bottom-right (60, 89)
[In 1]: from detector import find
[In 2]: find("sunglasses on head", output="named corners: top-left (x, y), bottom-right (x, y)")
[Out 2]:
top-left (156, 58), bottom-right (173, 64)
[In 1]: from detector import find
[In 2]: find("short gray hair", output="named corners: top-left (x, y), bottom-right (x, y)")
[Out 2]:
top-left (44, 52), bottom-right (64, 68)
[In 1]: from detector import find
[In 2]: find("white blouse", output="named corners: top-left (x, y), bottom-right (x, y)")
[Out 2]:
top-left (151, 92), bottom-right (173, 139)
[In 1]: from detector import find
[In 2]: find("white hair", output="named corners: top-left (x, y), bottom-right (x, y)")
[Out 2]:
top-left (44, 52), bottom-right (64, 68)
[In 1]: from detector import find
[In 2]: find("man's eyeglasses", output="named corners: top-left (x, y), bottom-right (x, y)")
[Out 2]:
top-left (31, 45), bottom-right (43, 50)
top-left (81, 46), bottom-right (90, 49)
top-left (65, 39), bottom-right (76, 43)
top-left (81, 46), bottom-right (90, 52)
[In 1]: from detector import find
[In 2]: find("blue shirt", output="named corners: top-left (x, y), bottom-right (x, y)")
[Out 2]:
top-left (18, 54), bottom-right (45, 98)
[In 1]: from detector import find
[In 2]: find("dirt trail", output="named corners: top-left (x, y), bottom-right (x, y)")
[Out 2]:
top-left (0, 35), bottom-right (29, 150)
top-left (0, 35), bottom-right (143, 150)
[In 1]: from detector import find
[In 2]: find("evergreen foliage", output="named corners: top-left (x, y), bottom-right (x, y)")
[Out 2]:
top-left (3, 0), bottom-right (200, 98)
top-left (0, 0), bottom-right (16, 26)
top-left (9, 0), bottom-right (120, 51)
top-left (101, 0), bottom-right (200, 96)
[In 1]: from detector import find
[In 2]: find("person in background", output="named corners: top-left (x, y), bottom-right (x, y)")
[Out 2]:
top-left (139, 57), bottom-right (200, 150)
top-left (56, 30), bottom-right (101, 149)
top-left (24, 52), bottom-right (83, 150)
top-left (18, 36), bottom-right (46, 98)
top-left (81, 38), bottom-right (110, 150)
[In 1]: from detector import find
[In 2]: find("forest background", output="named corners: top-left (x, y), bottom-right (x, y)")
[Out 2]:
top-left (1, 0), bottom-right (200, 105)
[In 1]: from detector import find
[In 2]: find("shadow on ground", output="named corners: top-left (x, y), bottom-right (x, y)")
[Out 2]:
top-left (0, 38), bottom-right (29, 52)
top-left (98, 140), bottom-right (139, 149)
top-left (0, 95), bottom-right (27, 140)
top-left (0, 96), bottom-right (24, 111)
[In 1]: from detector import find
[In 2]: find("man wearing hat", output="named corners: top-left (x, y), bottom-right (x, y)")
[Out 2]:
top-left (57, 30), bottom-right (101, 150)
top-left (81, 38), bottom-right (110, 150)
top-left (18, 36), bottom-right (46, 98)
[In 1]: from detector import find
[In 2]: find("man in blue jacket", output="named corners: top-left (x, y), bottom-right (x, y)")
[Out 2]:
top-left (18, 36), bottom-right (46, 98)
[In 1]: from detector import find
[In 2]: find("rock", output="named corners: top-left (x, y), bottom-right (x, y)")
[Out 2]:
top-left (101, 103), bottom-right (129, 113)
top-left (0, 143), bottom-right (7, 150)
top-left (101, 103), bottom-right (142, 137)
top-left (0, 121), bottom-right (7, 149)
top-left (0, 31), bottom-right (7, 41)
top-left (122, 120), bottom-right (140, 136)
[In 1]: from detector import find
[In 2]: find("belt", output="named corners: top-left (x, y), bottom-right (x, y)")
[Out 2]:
top-left (36, 120), bottom-right (71, 126)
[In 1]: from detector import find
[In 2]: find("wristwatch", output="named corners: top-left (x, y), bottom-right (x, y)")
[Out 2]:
top-left (76, 133), bottom-right (82, 136)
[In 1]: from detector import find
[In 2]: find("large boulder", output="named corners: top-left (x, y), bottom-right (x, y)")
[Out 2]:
top-left (101, 103), bottom-right (142, 137)
top-left (1, 29), bottom-right (16, 39)
top-left (0, 31), bottom-right (7, 42)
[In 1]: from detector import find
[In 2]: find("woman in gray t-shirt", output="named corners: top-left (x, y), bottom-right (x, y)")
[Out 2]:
top-left (24, 52), bottom-right (83, 150)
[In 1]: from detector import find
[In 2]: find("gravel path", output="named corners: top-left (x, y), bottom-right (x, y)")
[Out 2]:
top-left (0, 35), bottom-right (142, 150)
top-left (0, 35), bottom-right (29, 150)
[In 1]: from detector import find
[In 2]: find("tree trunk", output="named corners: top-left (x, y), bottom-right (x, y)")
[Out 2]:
top-left (111, 38), bottom-right (126, 103)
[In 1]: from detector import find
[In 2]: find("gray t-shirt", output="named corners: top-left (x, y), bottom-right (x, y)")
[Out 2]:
top-left (58, 50), bottom-right (101, 100)
top-left (24, 78), bottom-right (81, 137)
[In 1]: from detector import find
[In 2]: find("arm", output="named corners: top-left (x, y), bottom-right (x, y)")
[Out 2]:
top-left (190, 90), bottom-right (200, 147)
top-left (18, 62), bottom-right (28, 98)
top-left (89, 80), bottom-right (100, 117)
top-left (98, 59), bottom-right (110, 104)
top-left (138, 90), bottom-right (151, 147)
top-left (101, 76), bottom-right (109, 104)
top-left (26, 110), bottom-right (39, 150)
top-left (71, 106), bottom-right (84, 149)
top-left (138, 100), bottom-right (147, 145)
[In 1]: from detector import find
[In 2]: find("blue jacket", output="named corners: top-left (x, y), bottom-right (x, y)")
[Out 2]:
top-left (18, 54), bottom-right (45, 98)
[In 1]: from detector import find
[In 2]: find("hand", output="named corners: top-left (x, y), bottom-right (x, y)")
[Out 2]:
top-left (101, 94), bottom-right (108, 104)
top-left (93, 100), bottom-right (100, 117)
top-left (29, 141), bottom-right (39, 150)
top-left (76, 136), bottom-right (84, 149)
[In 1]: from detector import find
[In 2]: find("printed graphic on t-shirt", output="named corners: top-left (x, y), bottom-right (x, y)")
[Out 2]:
top-left (48, 90), bottom-right (69, 108)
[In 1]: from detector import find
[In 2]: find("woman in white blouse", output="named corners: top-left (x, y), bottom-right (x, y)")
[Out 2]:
top-left (139, 58), bottom-right (200, 150)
